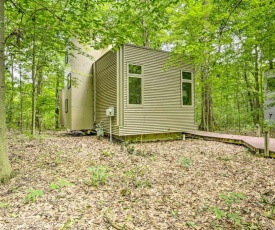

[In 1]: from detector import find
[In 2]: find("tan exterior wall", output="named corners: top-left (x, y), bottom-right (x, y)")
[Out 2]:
top-left (264, 70), bottom-right (275, 121)
top-left (95, 51), bottom-right (119, 135)
top-left (119, 44), bottom-right (197, 136)
top-left (64, 40), bottom-right (111, 130)
top-left (60, 89), bottom-right (65, 126)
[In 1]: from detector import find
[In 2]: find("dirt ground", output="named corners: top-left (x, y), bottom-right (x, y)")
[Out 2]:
top-left (0, 131), bottom-right (274, 229)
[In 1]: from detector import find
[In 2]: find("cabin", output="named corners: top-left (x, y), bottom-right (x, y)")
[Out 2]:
top-left (61, 43), bottom-right (198, 141)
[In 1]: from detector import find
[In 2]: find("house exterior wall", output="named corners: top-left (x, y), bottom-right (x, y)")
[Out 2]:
top-left (95, 51), bottom-right (119, 135)
top-left (64, 39), bottom-right (111, 130)
top-left (119, 44), bottom-right (197, 136)
top-left (264, 70), bottom-right (275, 121)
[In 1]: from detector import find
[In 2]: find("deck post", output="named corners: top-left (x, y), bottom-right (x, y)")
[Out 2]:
top-left (264, 131), bottom-right (270, 157)
top-left (256, 124), bottom-right (260, 137)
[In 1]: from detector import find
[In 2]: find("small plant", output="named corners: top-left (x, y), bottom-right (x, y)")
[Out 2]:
top-left (50, 178), bottom-right (73, 190)
top-left (135, 179), bottom-right (151, 188)
top-left (260, 193), bottom-right (275, 220)
top-left (124, 167), bottom-right (146, 179)
top-left (102, 150), bottom-right (112, 157)
top-left (86, 166), bottom-right (109, 187)
top-left (178, 157), bottom-right (192, 168)
top-left (210, 192), bottom-right (247, 226)
top-left (171, 209), bottom-right (179, 218)
top-left (0, 202), bottom-right (10, 208)
top-left (186, 221), bottom-right (197, 229)
top-left (121, 141), bottom-right (135, 154)
top-left (25, 189), bottom-right (43, 203)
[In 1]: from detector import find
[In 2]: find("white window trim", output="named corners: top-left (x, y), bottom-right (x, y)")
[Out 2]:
top-left (127, 63), bottom-right (143, 107)
top-left (181, 70), bottom-right (193, 107)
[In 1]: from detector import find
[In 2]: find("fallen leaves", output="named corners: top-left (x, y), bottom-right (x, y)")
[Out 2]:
top-left (0, 131), bottom-right (274, 229)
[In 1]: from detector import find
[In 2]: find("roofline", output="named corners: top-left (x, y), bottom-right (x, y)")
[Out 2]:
top-left (123, 43), bottom-right (171, 54)
top-left (94, 43), bottom-right (194, 64)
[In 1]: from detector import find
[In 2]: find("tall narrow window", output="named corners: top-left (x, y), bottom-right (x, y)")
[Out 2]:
top-left (181, 71), bottom-right (192, 106)
top-left (65, 50), bottom-right (69, 64)
top-left (128, 64), bottom-right (142, 105)
top-left (65, 99), bottom-right (68, 113)
top-left (67, 73), bottom-right (71, 89)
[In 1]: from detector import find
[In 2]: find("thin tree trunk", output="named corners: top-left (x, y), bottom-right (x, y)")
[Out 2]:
top-left (199, 0), bottom-right (214, 132)
top-left (19, 58), bottom-right (23, 132)
top-left (142, 0), bottom-right (149, 47)
top-left (31, 16), bottom-right (36, 136)
top-left (243, 71), bottom-right (255, 122)
top-left (200, 64), bottom-right (214, 131)
top-left (0, 0), bottom-right (12, 182)
top-left (55, 71), bottom-right (60, 129)
top-left (36, 69), bottom-right (43, 133)
top-left (7, 55), bottom-right (14, 130)
top-left (254, 46), bottom-right (260, 125)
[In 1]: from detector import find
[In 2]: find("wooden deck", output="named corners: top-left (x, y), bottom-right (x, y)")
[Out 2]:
top-left (183, 130), bottom-right (275, 158)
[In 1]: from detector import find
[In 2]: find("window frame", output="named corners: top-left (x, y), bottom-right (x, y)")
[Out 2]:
top-left (65, 50), bottom-right (69, 64)
top-left (67, 73), bottom-right (71, 89)
top-left (65, 99), bottom-right (68, 113)
top-left (127, 63), bottom-right (143, 106)
top-left (181, 71), bottom-right (193, 106)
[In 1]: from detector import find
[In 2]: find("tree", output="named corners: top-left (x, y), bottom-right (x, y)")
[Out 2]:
top-left (0, 0), bottom-right (12, 182)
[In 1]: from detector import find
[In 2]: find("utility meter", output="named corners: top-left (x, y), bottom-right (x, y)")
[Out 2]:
top-left (106, 107), bottom-right (114, 117)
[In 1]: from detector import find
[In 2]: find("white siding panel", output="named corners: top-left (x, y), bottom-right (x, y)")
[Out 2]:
top-left (120, 45), bottom-right (197, 136)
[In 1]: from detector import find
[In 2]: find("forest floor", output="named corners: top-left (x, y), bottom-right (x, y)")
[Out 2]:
top-left (0, 131), bottom-right (275, 230)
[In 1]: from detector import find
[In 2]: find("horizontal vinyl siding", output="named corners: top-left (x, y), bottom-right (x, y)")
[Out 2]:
top-left (95, 51), bottom-right (119, 135)
top-left (120, 45), bottom-right (197, 136)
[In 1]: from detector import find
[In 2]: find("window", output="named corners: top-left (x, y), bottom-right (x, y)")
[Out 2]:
top-left (67, 73), bottom-right (71, 89)
top-left (65, 99), bottom-right (68, 113)
top-left (65, 50), bottom-right (69, 64)
top-left (128, 64), bottom-right (142, 105)
top-left (181, 71), bottom-right (192, 106)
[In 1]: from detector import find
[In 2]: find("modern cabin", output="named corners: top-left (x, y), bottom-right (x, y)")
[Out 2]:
top-left (62, 43), bottom-right (198, 140)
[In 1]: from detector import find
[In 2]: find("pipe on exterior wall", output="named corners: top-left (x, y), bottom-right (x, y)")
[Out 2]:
top-left (93, 63), bottom-right (96, 124)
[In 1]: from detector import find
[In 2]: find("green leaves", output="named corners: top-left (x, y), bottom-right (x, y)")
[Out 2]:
top-left (24, 189), bottom-right (43, 203)
top-left (50, 178), bottom-right (73, 190)
top-left (210, 192), bottom-right (247, 226)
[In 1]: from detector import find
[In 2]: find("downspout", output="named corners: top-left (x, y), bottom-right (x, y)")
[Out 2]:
top-left (93, 62), bottom-right (96, 125)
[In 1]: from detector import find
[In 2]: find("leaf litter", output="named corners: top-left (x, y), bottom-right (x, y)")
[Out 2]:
top-left (0, 131), bottom-right (274, 229)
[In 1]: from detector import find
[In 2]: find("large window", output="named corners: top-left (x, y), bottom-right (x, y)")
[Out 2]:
top-left (128, 64), bottom-right (142, 105)
top-left (181, 71), bottom-right (192, 106)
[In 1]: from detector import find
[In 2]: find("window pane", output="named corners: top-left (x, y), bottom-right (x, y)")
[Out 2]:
top-left (129, 77), bottom-right (142, 104)
top-left (65, 99), bottom-right (68, 113)
top-left (67, 73), bottom-right (71, 89)
top-left (182, 71), bottom-right (192, 80)
top-left (182, 82), bottom-right (192, 105)
top-left (267, 78), bottom-right (275, 92)
top-left (129, 64), bottom-right (142, 74)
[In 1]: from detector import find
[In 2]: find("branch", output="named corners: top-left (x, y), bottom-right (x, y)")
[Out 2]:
top-left (218, 0), bottom-right (243, 37)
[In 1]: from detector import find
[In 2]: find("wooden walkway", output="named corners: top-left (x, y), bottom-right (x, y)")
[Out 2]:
top-left (183, 130), bottom-right (275, 158)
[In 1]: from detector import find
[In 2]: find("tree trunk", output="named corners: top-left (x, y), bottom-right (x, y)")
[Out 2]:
top-left (199, 64), bottom-right (214, 131)
top-left (0, 0), bottom-right (12, 182)
top-left (36, 69), bottom-right (43, 133)
top-left (55, 71), bottom-right (60, 129)
top-left (31, 16), bottom-right (36, 136)
top-left (142, 0), bottom-right (149, 47)
top-left (19, 58), bottom-right (23, 132)
top-left (7, 55), bottom-right (14, 130)
top-left (254, 47), bottom-right (260, 124)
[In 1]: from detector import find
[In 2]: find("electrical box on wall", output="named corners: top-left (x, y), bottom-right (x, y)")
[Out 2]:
top-left (106, 107), bottom-right (114, 117)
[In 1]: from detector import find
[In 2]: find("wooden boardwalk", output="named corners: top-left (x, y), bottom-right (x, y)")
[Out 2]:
top-left (183, 130), bottom-right (275, 158)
